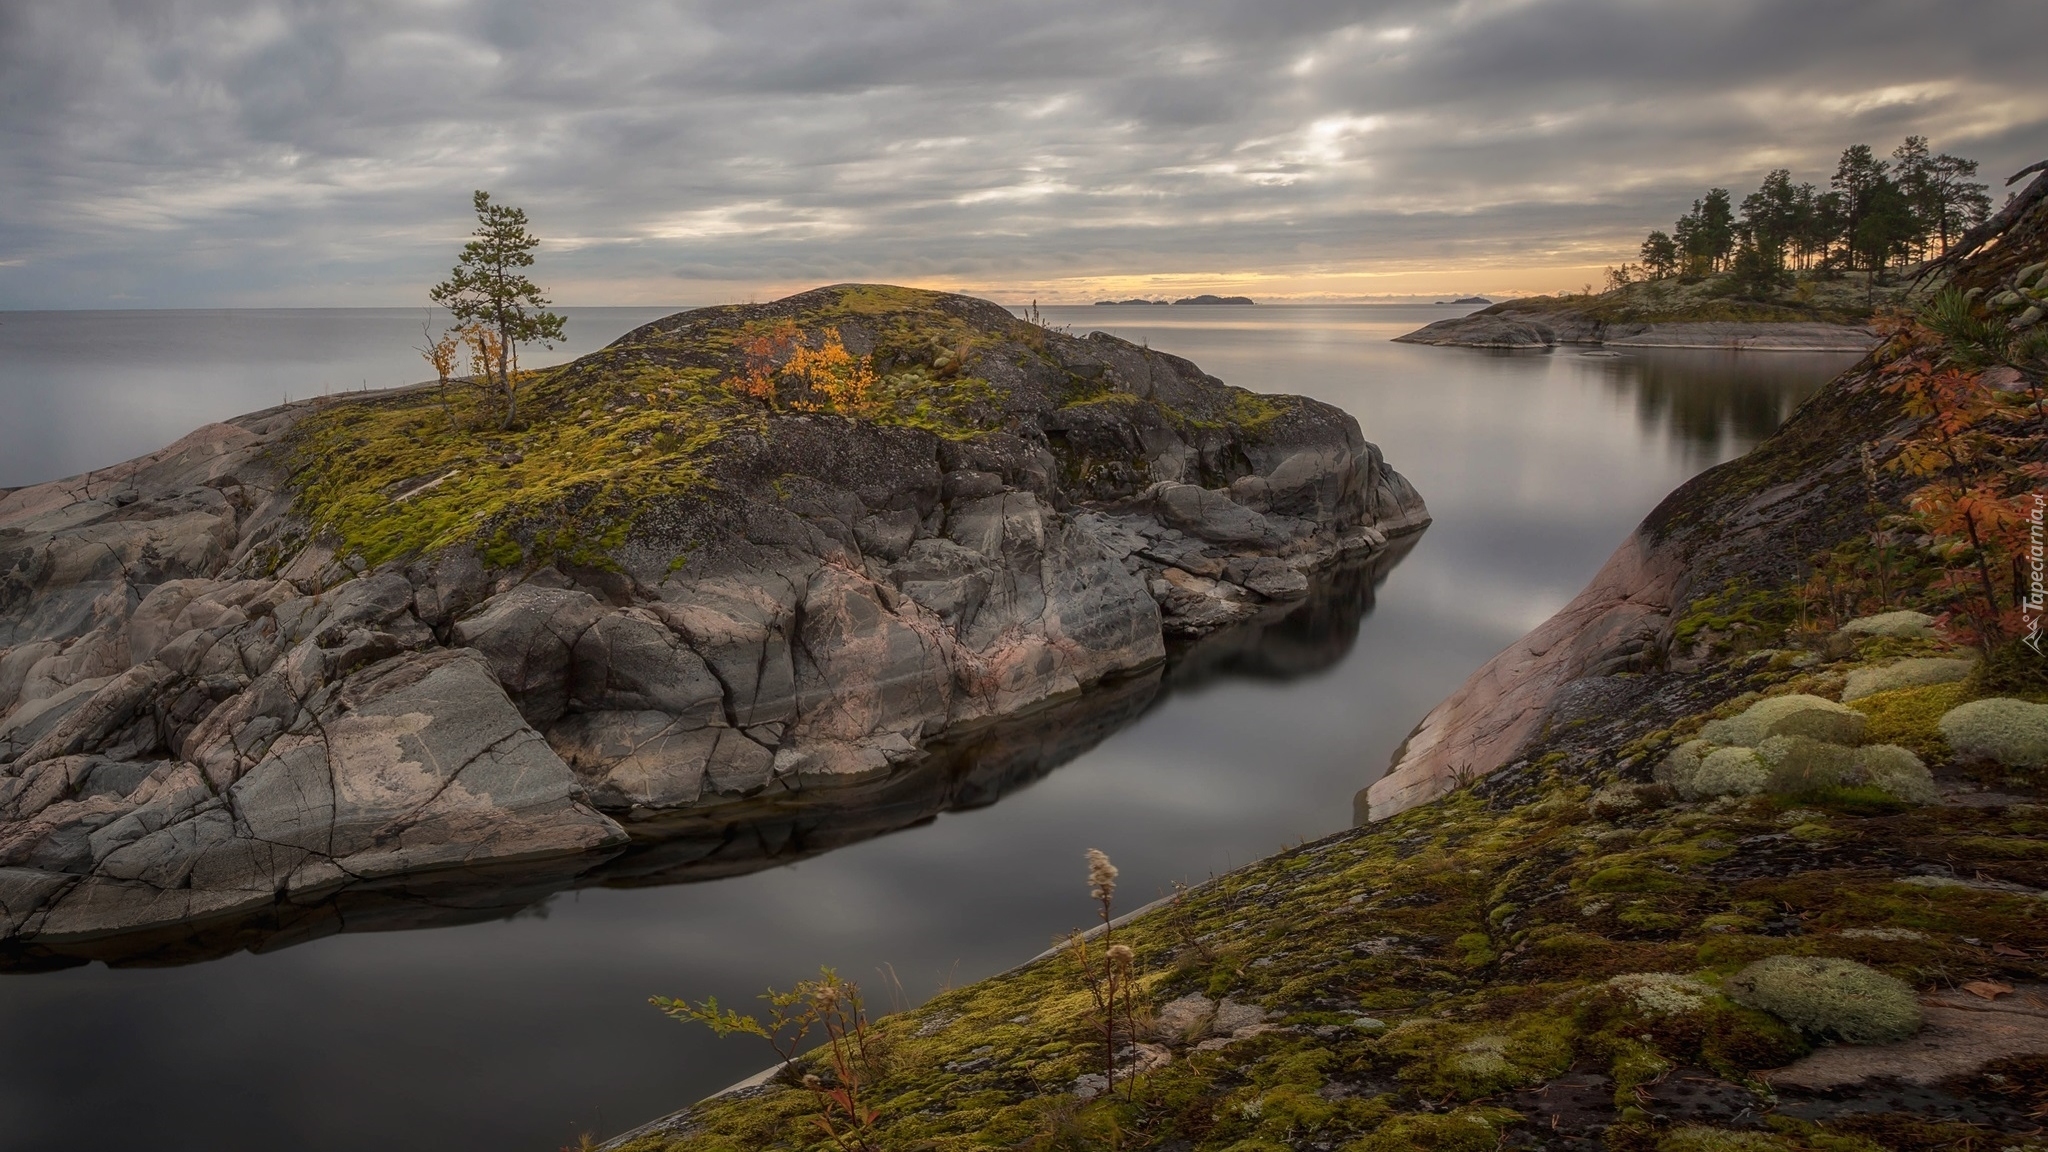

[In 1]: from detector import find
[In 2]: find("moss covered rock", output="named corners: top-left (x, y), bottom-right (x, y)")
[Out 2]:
top-left (1723, 955), bottom-right (1922, 1044)
top-left (1939, 697), bottom-right (2048, 767)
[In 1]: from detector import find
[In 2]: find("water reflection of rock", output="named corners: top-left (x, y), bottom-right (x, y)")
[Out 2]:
top-left (0, 536), bottom-right (1417, 971)
top-left (1595, 349), bottom-right (1847, 460)
top-left (1164, 533), bottom-right (1417, 689)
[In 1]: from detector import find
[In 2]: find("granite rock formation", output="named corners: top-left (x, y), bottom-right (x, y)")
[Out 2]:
top-left (0, 284), bottom-right (1426, 950)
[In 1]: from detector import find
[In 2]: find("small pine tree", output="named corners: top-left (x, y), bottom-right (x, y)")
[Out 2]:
top-left (429, 191), bottom-right (566, 429)
top-left (1639, 230), bottom-right (1679, 279)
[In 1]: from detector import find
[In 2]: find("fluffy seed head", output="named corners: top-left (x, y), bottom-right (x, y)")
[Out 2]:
top-left (1107, 943), bottom-right (1134, 970)
top-left (1087, 848), bottom-right (1118, 901)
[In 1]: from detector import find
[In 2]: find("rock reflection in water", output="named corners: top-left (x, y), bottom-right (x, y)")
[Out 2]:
top-left (0, 535), bottom-right (1416, 973)
top-left (1595, 348), bottom-right (1847, 461)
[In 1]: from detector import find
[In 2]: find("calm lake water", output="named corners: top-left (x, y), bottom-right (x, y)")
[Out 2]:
top-left (0, 305), bottom-right (1858, 1151)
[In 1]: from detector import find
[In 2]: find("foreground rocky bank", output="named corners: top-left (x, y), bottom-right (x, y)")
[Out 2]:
top-left (598, 175), bottom-right (2048, 1151)
top-left (0, 285), bottom-right (1426, 956)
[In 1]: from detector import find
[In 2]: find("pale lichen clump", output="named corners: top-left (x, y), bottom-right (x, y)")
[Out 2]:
top-left (1606, 971), bottom-right (1716, 1016)
top-left (1840, 655), bottom-right (1975, 701)
top-left (1939, 697), bottom-right (2048, 767)
top-left (1723, 955), bottom-right (1922, 1045)
top-left (1656, 696), bottom-right (1936, 806)
top-left (1699, 694), bottom-right (1867, 747)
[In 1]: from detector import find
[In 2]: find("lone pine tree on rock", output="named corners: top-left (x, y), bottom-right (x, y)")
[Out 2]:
top-left (429, 190), bottom-right (567, 429)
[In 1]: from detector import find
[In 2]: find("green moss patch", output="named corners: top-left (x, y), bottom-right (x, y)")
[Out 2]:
top-left (286, 363), bottom-right (756, 569)
top-left (1845, 682), bottom-right (1963, 759)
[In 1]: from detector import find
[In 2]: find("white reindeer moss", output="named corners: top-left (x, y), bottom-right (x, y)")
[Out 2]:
top-left (1840, 657), bottom-right (1975, 702)
top-left (1837, 610), bottom-right (1936, 638)
top-left (1851, 744), bottom-right (1939, 804)
top-left (1723, 955), bottom-right (1921, 1044)
top-left (1699, 694), bottom-right (1867, 748)
top-left (1939, 697), bottom-right (2048, 768)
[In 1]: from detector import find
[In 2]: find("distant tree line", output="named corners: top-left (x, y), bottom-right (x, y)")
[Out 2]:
top-left (1620, 137), bottom-right (1992, 292)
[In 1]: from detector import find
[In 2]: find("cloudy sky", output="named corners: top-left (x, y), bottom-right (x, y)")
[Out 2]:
top-left (2, 0), bottom-right (2043, 308)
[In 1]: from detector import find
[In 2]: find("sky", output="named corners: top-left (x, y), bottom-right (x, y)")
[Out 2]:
top-left (1, 0), bottom-right (2043, 308)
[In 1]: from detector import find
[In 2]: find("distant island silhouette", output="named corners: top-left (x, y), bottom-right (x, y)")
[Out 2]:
top-left (1433, 296), bottom-right (1492, 305)
top-left (1092, 295), bottom-right (1255, 305)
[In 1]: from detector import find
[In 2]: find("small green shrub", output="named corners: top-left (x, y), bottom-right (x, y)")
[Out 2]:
top-left (1962, 638), bottom-right (2048, 700)
top-left (1939, 697), bottom-right (2048, 767)
top-left (1723, 955), bottom-right (1921, 1044)
top-left (1700, 695), bottom-right (1867, 747)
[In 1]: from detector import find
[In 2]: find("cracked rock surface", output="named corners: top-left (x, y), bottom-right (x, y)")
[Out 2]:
top-left (0, 285), bottom-right (1426, 950)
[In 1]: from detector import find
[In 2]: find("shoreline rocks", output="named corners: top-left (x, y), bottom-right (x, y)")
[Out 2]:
top-left (1394, 309), bottom-right (1879, 352)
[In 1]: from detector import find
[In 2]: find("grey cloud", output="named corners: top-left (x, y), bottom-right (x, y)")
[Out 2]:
top-left (0, 0), bottom-right (2042, 307)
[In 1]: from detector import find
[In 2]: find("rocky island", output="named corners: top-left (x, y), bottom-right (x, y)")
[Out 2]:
top-left (593, 172), bottom-right (2048, 1151)
top-left (0, 284), bottom-right (1426, 960)
top-left (1394, 276), bottom-right (1893, 351)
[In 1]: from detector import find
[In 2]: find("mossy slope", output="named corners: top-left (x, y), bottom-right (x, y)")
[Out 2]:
top-left (607, 779), bottom-right (2046, 1151)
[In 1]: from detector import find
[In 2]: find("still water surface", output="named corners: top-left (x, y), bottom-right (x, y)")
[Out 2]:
top-left (0, 305), bottom-right (1856, 1150)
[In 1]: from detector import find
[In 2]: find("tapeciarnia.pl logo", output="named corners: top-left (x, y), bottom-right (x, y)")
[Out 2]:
top-left (2027, 492), bottom-right (2046, 657)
